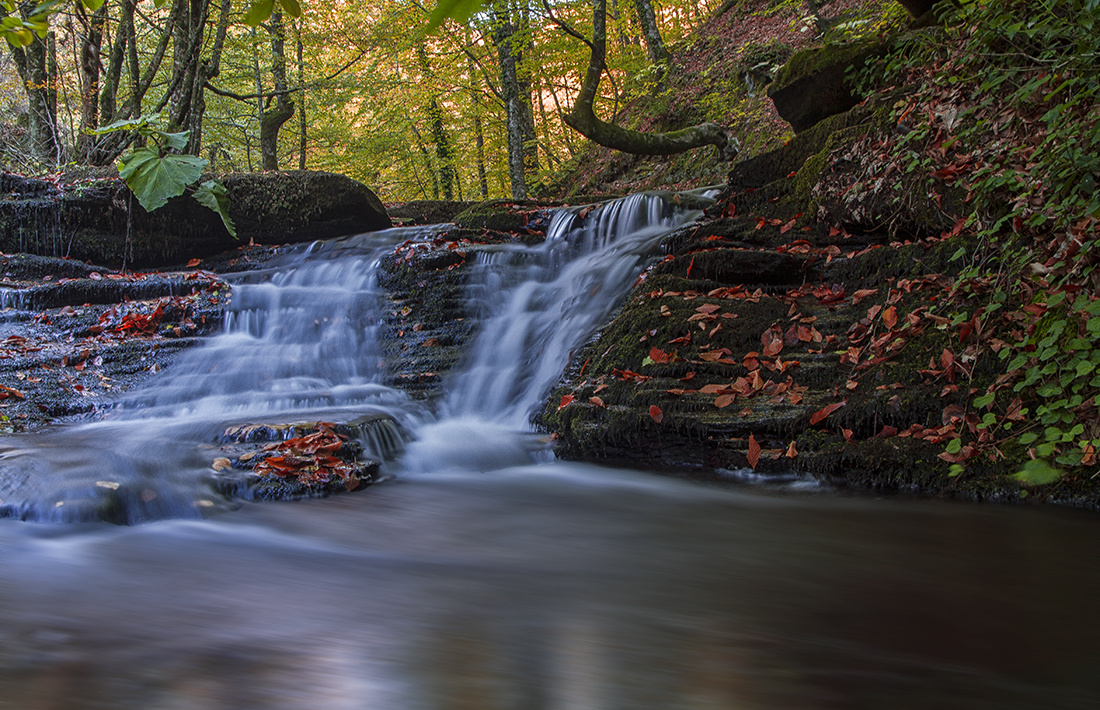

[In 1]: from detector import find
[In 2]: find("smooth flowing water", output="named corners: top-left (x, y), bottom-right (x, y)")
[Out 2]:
top-left (0, 196), bottom-right (1097, 709)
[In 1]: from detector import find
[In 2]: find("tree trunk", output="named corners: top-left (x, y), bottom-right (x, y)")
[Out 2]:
top-left (564, 0), bottom-right (738, 159)
top-left (75, 2), bottom-right (107, 163)
top-left (295, 19), bottom-right (306, 170)
top-left (9, 28), bottom-right (60, 164)
top-left (417, 45), bottom-right (456, 200)
top-left (491, 0), bottom-right (538, 199)
top-left (260, 10), bottom-right (294, 171)
top-left (100, 0), bottom-right (135, 129)
top-left (632, 0), bottom-right (670, 64)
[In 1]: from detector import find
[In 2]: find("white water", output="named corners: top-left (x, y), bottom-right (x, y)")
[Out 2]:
top-left (0, 194), bottom-right (705, 521)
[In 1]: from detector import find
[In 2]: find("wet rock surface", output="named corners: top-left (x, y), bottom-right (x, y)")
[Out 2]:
top-left (376, 224), bottom-right (548, 401)
top-left (536, 103), bottom-right (1100, 509)
top-left (0, 253), bottom-right (232, 432)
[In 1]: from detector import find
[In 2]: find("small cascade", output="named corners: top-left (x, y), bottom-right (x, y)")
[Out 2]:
top-left (0, 192), bottom-right (714, 520)
top-left (109, 226), bottom-right (442, 424)
top-left (443, 192), bottom-right (711, 427)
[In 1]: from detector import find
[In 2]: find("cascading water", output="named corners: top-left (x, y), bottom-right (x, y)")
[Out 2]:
top-left (0, 193), bottom-right (709, 522)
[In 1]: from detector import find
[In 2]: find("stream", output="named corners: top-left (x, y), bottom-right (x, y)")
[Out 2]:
top-left (0, 195), bottom-right (1097, 708)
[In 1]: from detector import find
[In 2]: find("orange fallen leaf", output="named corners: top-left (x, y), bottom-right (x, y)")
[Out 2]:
top-left (186, 258), bottom-right (202, 267)
top-left (747, 433), bottom-right (761, 469)
top-left (810, 400), bottom-right (846, 425)
top-left (649, 405), bottom-right (663, 423)
top-left (785, 441), bottom-right (798, 458)
top-left (589, 396), bottom-right (606, 407)
top-left (558, 394), bottom-right (575, 410)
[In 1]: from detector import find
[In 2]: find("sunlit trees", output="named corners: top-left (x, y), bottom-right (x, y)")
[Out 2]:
top-left (0, 0), bottom-right (726, 199)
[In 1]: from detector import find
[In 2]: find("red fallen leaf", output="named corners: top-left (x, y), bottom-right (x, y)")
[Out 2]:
top-left (761, 324), bottom-right (784, 357)
top-left (938, 445), bottom-right (977, 463)
top-left (785, 441), bottom-right (798, 458)
top-left (558, 394), bottom-right (575, 410)
top-left (422, 338), bottom-right (441, 347)
top-left (784, 324), bottom-right (800, 347)
top-left (679, 371), bottom-right (696, 382)
top-left (747, 434), bottom-right (761, 470)
top-left (186, 258), bottom-right (202, 267)
top-left (0, 385), bottom-right (25, 400)
top-left (686, 255), bottom-right (695, 279)
top-left (695, 303), bottom-right (720, 315)
top-left (845, 379), bottom-right (859, 390)
top-left (668, 333), bottom-right (691, 344)
top-left (780, 217), bottom-right (797, 234)
top-left (851, 288), bottom-right (878, 305)
top-left (649, 405), bottom-right (664, 423)
top-left (699, 383), bottom-right (729, 394)
top-left (755, 218), bottom-right (766, 230)
top-left (715, 393), bottom-right (737, 408)
top-left (882, 306), bottom-right (898, 329)
top-left (841, 428), bottom-right (854, 441)
top-left (649, 347), bottom-right (671, 364)
top-left (877, 425), bottom-right (898, 438)
top-left (589, 396), bottom-right (606, 407)
top-left (725, 202), bottom-right (737, 218)
top-left (940, 348), bottom-right (955, 370)
top-left (665, 389), bottom-right (686, 396)
top-left (810, 400), bottom-right (846, 425)
top-left (89, 272), bottom-right (102, 280)
top-left (594, 383), bottom-right (610, 393)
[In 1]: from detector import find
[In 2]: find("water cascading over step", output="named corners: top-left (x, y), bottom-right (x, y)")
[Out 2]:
top-left (0, 192), bottom-right (711, 521)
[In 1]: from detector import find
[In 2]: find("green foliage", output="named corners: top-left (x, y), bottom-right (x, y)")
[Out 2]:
top-left (425, 0), bottom-right (483, 33)
top-left (0, 0), bottom-right (104, 47)
top-left (192, 180), bottom-right (238, 240)
top-left (853, 0), bottom-right (1100, 478)
top-left (92, 115), bottom-right (237, 238)
top-left (1012, 458), bottom-right (1063, 487)
top-left (243, 0), bottom-right (302, 27)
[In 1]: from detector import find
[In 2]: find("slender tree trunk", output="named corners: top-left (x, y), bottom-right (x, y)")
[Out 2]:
top-left (563, 0), bottom-right (737, 159)
top-left (632, 0), bottom-right (670, 64)
top-left (10, 26), bottom-right (60, 165)
top-left (260, 10), bottom-right (294, 170)
top-left (75, 2), bottom-right (107, 163)
top-left (417, 45), bottom-right (456, 199)
top-left (464, 40), bottom-right (489, 199)
top-left (100, 0), bottom-right (135, 129)
top-left (296, 19), bottom-right (306, 170)
top-left (491, 0), bottom-right (538, 199)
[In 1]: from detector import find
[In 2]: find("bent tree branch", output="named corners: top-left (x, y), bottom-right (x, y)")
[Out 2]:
top-left (562, 0), bottom-right (738, 159)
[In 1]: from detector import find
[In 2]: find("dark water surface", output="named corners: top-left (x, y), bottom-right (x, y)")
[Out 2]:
top-left (2, 467), bottom-right (1097, 709)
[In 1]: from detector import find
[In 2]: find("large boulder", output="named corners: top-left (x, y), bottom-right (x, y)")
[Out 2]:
top-left (768, 41), bottom-right (881, 133)
top-left (0, 170), bottom-right (391, 268)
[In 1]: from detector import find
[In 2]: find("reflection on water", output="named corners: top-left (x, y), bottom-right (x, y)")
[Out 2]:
top-left (1, 466), bottom-right (1097, 709)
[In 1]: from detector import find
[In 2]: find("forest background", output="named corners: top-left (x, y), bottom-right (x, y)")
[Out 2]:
top-left (0, 0), bottom-right (899, 203)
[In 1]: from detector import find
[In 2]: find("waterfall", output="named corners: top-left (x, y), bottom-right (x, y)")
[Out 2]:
top-left (0, 192), bottom-right (712, 520)
top-left (443, 193), bottom-right (706, 426)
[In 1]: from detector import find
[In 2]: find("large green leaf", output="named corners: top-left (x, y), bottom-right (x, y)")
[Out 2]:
top-left (193, 180), bottom-right (237, 240)
top-left (118, 148), bottom-right (207, 212)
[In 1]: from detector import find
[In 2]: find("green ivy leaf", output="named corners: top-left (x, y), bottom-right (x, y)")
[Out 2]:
top-left (1011, 458), bottom-right (1063, 486)
top-left (118, 148), bottom-right (207, 212)
top-left (193, 180), bottom-right (237, 240)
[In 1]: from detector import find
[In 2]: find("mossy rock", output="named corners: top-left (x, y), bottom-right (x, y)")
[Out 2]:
top-left (453, 198), bottom-right (562, 235)
top-left (0, 171), bottom-right (391, 269)
top-left (769, 39), bottom-right (884, 133)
